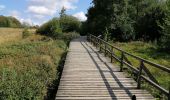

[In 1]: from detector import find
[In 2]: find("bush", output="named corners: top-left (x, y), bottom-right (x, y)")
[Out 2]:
top-left (22, 28), bottom-right (31, 38)
top-left (159, 34), bottom-right (170, 51)
top-left (37, 16), bottom-right (80, 41)
top-left (61, 32), bottom-right (80, 43)
top-left (36, 18), bottom-right (62, 38)
top-left (60, 15), bottom-right (81, 33)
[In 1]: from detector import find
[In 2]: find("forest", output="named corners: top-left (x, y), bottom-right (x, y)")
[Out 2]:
top-left (82, 0), bottom-right (170, 51)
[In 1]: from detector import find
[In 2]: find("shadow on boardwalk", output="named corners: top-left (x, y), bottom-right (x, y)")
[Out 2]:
top-left (55, 37), bottom-right (154, 100)
top-left (81, 40), bottom-right (134, 99)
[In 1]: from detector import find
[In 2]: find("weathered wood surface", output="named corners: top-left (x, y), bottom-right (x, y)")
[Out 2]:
top-left (56, 37), bottom-right (155, 100)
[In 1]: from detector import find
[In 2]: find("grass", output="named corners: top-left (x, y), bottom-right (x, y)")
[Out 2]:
top-left (111, 41), bottom-right (170, 99)
top-left (0, 32), bottom-right (67, 99)
top-left (112, 41), bottom-right (170, 67)
top-left (0, 28), bottom-right (36, 44)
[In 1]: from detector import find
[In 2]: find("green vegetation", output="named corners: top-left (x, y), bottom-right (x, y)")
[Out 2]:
top-left (84, 0), bottom-right (170, 51)
top-left (60, 7), bottom-right (81, 33)
top-left (159, 0), bottom-right (170, 51)
top-left (0, 16), bottom-right (22, 28)
top-left (111, 41), bottom-right (170, 99)
top-left (22, 28), bottom-right (32, 38)
top-left (37, 8), bottom-right (80, 40)
top-left (0, 8), bottom-right (80, 99)
top-left (36, 18), bottom-right (62, 38)
top-left (84, 1), bottom-right (170, 98)
top-left (0, 34), bottom-right (67, 99)
top-left (112, 41), bottom-right (170, 67)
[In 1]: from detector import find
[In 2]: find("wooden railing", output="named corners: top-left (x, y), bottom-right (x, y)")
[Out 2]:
top-left (88, 34), bottom-right (170, 99)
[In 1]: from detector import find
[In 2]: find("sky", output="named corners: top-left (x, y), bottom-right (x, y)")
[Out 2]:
top-left (0, 0), bottom-right (92, 25)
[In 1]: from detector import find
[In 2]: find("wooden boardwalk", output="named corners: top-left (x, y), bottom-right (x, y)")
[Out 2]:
top-left (56, 37), bottom-right (155, 100)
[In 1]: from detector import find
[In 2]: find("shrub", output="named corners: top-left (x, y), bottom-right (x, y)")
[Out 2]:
top-left (36, 18), bottom-right (62, 38)
top-left (22, 28), bottom-right (31, 38)
top-left (37, 17), bottom-right (80, 41)
top-left (60, 15), bottom-right (81, 33)
top-left (61, 32), bottom-right (80, 43)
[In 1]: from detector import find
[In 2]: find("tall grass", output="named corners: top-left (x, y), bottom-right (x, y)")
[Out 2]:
top-left (0, 28), bottom-right (36, 44)
top-left (0, 34), bottom-right (67, 99)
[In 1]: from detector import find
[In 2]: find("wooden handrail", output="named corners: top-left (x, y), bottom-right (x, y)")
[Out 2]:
top-left (88, 34), bottom-right (170, 99)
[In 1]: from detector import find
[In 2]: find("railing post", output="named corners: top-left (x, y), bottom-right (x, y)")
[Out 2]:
top-left (95, 38), bottom-right (97, 47)
top-left (168, 88), bottom-right (170, 100)
top-left (96, 38), bottom-right (98, 48)
top-left (90, 35), bottom-right (92, 44)
top-left (137, 60), bottom-right (144, 89)
top-left (111, 46), bottom-right (113, 63)
top-left (94, 37), bottom-right (95, 46)
top-left (104, 43), bottom-right (107, 56)
top-left (120, 52), bottom-right (124, 72)
top-left (94, 37), bottom-right (96, 46)
top-left (87, 34), bottom-right (90, 41)
top-left (92, 36), bottom-right (94, 46)
top-left (99, 40), bottom-right (101, 52)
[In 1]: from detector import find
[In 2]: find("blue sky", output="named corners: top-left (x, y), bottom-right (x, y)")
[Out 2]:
top-left (0, 0), bottom-right (92, 25)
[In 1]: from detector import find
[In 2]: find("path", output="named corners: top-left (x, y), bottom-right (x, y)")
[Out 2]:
top-left (56, 37), bottom-right (154, 100)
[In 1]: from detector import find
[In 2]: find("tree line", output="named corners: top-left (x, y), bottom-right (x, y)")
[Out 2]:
top-left (82, 0), bottom-right (170, 50)
top-left (0, 16), bottom-right (22, 28)
top-left (0, 15), bottom-right (39, 28)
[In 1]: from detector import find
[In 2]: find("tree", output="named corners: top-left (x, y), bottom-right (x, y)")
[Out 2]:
top-left (86, 0), bottom-right (114, 36)
top-left (60, 15), bottom-right (81, 32)
top-left (159, 0), bottom-right (170, 51)
top-left (110, 0), bottom-right (135, 41)
top-left (134, 0), bottom-right (166, 41)
top-left (59, 8), bottom-right (81, 32)
top-left (85, 0), bottom-right (135, 41)
top-left (60, 7), bottom-right (66, 18)
top-left (0, 16), bottom-right (21, 28)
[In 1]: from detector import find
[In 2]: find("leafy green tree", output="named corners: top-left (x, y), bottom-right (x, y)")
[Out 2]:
top-left (135, 0), bottom-right (166, 41)
top-left (86, 0), bottom-right (114, 36)
top-left (60, 14), bottom-right (81, 32)
top-left (86, 0), bottom-right (135, 41)
top-left (59, 8), bottom-right (81, 33)
top-left (110, 0), bottom-right (135, 41)
top-left (60, 7), bottom-right (66, 18)
top-left (159, 0), bottom-right (170, 51)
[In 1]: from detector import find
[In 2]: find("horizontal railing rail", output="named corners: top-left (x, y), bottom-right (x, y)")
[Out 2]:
top-left (88, 34), bottom-right (170, 99)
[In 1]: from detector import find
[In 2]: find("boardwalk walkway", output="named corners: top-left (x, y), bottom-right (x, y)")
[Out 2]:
top-left (56, 37), bottom-right (154, 100)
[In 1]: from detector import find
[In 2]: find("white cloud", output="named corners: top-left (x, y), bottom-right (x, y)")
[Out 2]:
top-left (0, 5), bottom-right (5, 11)
top-left (9, 10), bottom-right (20, 18)
top-left (73, 12), bottom-right (87, 21)
top-left (33, 14), bottom-right (45, 19)
top-left (27, 0), bottom-right (78, 16)
top-left (8, 10), bottom-right (34, 26)
top-left (28, 6), bottom-right (55, 15)
top-left (20, 18), bottom-right (33, 25)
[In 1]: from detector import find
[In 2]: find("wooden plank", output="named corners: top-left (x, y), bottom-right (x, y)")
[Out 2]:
top-left (56, 37), bottom-right (155, 100)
